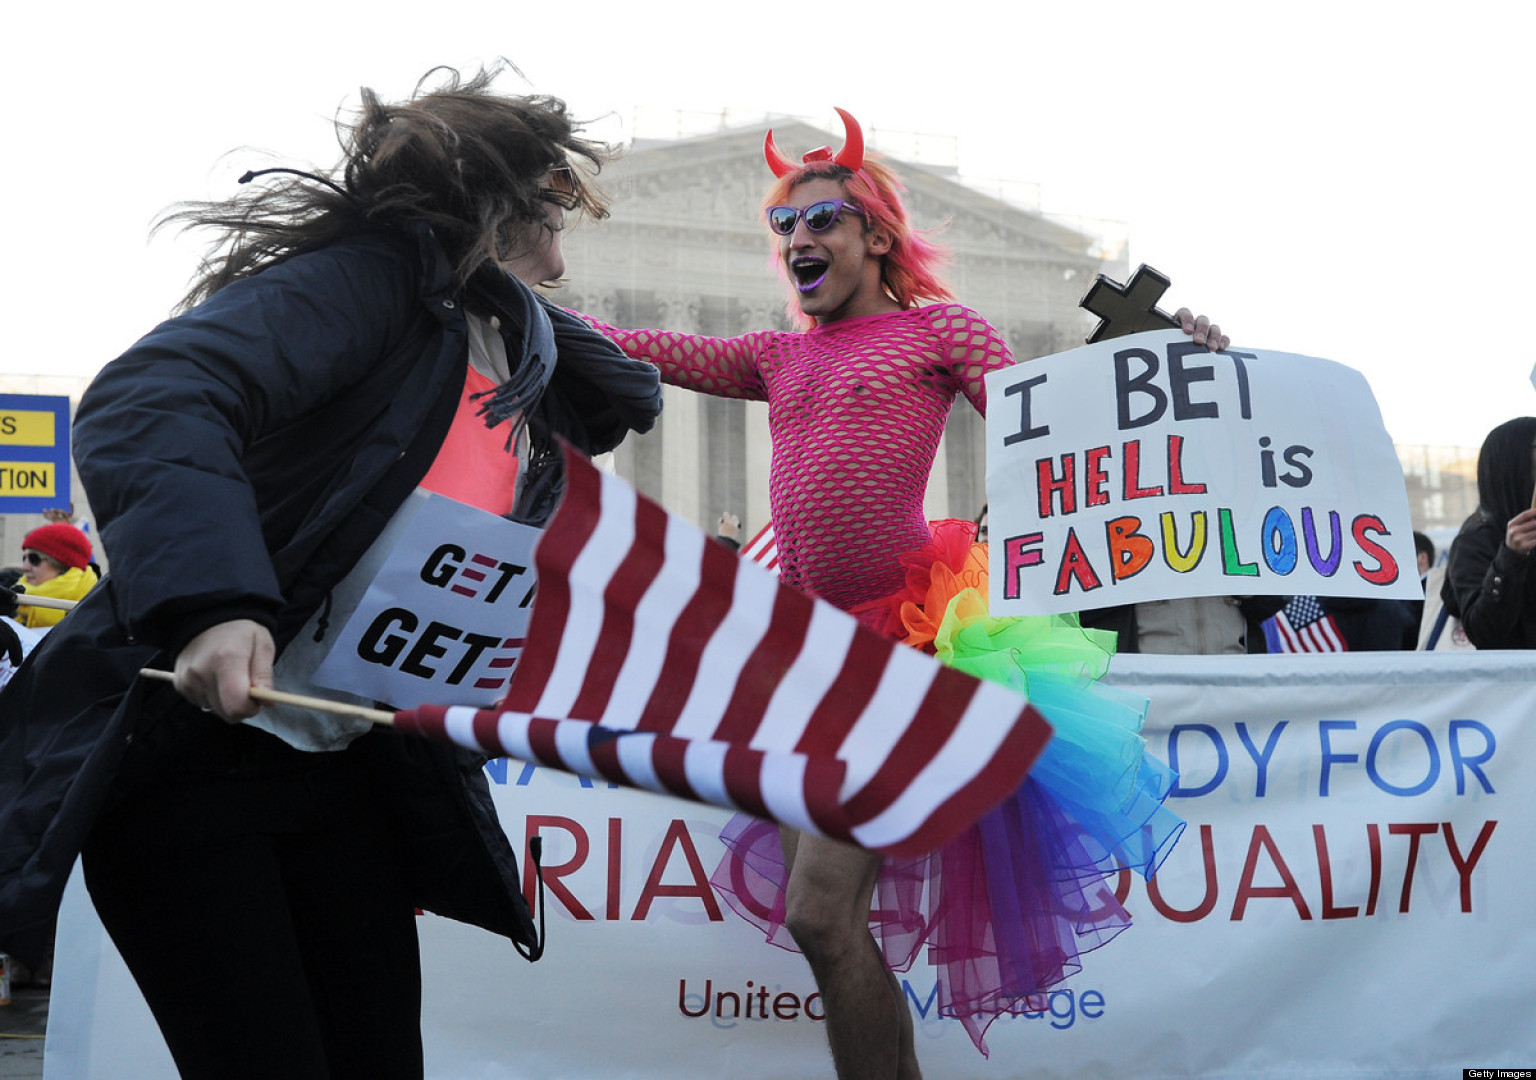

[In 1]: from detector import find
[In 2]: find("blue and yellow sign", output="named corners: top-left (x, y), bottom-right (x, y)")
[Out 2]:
top-left (0, 394), bottom-right (71, 513)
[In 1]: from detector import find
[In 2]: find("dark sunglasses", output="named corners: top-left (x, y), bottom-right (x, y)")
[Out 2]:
top-left (766, 199), bottom-right (864, 236)
top-left (22, 551), bottom-right (45, 567)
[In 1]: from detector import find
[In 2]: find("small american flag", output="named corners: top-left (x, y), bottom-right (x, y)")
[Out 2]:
top-left (1263, 595), bottom-right (1348, 653)
top-left (394, 446), bottom-right (1052, 857)
top-left (740, 521), bottom-right (779, 573)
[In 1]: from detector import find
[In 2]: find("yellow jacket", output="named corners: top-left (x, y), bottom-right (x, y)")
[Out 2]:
top-left (17, 566), bottom-right (99, 629)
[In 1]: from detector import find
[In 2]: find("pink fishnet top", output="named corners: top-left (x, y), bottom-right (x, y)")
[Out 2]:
top-left (593, 305), bottom-right (1014, 612)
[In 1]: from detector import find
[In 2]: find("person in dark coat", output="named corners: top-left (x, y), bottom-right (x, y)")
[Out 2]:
top-left (1442, 416), bottom-right (1536, 648)
top-left (1315, 595), bottom-right (1420, 651)
top-left (0, 66), bottom-right (660, 1079)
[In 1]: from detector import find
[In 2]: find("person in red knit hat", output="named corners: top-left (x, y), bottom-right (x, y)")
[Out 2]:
top-left (16, 522), bottom-right (97, 630)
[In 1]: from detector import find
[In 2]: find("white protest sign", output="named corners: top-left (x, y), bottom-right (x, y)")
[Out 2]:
top-left (310, 490), bottom-right (539, 708)
top-left (986, 330), bottom-right (1420, 616)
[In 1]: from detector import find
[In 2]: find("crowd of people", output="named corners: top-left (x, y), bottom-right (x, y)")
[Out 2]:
top-left (0, 63), bottom-right (1529, 1080)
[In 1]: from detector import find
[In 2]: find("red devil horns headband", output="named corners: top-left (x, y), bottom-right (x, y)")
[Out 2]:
top-left (764, 107), bottom-right (865, 178)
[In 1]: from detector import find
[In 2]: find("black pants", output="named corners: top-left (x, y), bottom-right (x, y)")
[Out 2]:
top-left (82, 716), bottom-right (424, 1080)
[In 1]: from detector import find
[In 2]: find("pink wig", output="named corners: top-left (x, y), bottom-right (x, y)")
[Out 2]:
top-left (763, 158), bottom-right (954, 329)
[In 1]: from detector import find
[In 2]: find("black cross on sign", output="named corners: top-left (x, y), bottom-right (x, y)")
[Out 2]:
top-left (1079, 264), bottom-right (1180, 343)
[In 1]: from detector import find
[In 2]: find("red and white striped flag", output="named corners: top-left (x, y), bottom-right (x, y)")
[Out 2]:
top-left (741, 521), bottom-right (779, 573)
top-left (394, 446), bottom-right (1052, 857)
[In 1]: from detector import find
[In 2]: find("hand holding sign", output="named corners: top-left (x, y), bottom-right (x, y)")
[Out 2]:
top-left (1080, 264), bottom-right (1229, 351)
top-left (1505, 508), bottom-right (1536, 555)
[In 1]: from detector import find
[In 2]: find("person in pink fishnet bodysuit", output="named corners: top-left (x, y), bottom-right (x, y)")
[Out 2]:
top-left (599, 303), bottom-right (1010, 616)
top-left (590, 112), bottom-right (1227, 1080)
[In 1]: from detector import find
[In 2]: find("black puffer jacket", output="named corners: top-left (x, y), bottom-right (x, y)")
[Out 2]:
top-left (0, 223), bottom-right (661, 968)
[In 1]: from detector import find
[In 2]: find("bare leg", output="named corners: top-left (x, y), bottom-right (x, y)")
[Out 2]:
top-left (780, 828), bottom-right (922, 1080)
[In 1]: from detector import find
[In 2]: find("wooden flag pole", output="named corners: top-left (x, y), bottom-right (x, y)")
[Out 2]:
top-left (138, 668), bottom-right (398, 725)
top-left (15, 595), bottom-right (77, 611)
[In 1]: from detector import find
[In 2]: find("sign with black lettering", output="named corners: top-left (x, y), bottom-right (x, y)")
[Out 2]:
top-left (986, 330), bottom-right (1420, 615)
top-left (0, 394), bottom-right (71, 513)
top-left (310, 490), bottom-right (539, 708)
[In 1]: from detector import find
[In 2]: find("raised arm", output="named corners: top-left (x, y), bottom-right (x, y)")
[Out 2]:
top-left (932, 305), bottom-right (1016, 417)
top-left (575, 312), bottom-right (773, 402)
top-left (939, 302), bottom-right (1229, 419)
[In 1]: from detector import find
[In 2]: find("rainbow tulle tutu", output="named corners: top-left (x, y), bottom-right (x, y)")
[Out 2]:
top-left (709, 520), bottom-right (1184, 1055)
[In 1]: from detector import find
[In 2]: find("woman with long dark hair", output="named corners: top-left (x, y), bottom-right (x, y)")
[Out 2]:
top-left (0, 66), bottom-right (660, 1078)
top-left (1442, 416), bottom-right (1536, 648)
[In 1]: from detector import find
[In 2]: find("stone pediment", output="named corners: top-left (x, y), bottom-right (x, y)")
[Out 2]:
top-left (601, 119), bottom-right (1101, 264)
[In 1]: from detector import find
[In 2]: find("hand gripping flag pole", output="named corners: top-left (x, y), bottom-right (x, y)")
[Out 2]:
top-left (144, 445), bottom-right (1053, 858)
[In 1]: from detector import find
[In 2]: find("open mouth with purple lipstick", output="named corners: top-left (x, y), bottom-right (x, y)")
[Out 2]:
top-left (791, 256), bottom-right (830, 292)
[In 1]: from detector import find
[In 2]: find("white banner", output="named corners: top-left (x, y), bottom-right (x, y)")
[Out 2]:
top-left (45, 653), bottom-right (1536, 1078)
top-left (985, 331), bottom-right (1420, 615)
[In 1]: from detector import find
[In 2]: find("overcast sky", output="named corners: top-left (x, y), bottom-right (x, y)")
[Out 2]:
top-left (7, 0), bottom-right (1530, 449)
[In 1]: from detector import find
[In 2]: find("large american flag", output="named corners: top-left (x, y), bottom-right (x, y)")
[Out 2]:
top-left (1263, 595), bottom-right (1348, 653)
top-left (393, 446), bottom-right (1052, 857)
